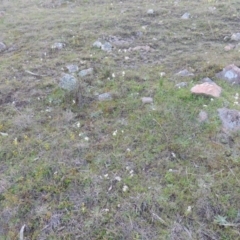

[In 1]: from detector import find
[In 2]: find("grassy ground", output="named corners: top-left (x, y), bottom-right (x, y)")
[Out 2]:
top-left (1, 0), bottom-right (240, 239)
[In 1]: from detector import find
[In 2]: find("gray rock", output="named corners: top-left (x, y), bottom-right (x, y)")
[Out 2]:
top-left (51, 42), bottom-right (65, 50)
top-left (0, 42), bottom-right (6, 52)
top-left (59, 74), bottom-right (77, 91)
top-left (66, 64), bottom-right (79, 73)
top-left (216, 64), bottom-right (240, 85)
top-left (175, 82), bottom-right (188, 88)
top-left (175, 69), bottom-right (194, 77)
top-left (101, 42), bottom-right (112, 52)
top-left (181, 12), bottom-right (190, 19)
top-left (231, 33), bottom-right (240, 41)
top-left (78, 68), bottom-right (93, 77)
top-left (93, 41), bottom-right (102, 48)
top-left (201, 77), bottom-right (215, 84)
top-left (98, 92), bottom-right (112, 101)
top-left (218, 108), bottom-right (240, 131)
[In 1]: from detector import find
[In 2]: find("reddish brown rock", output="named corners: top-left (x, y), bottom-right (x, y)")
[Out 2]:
top-left (191, 82), bottom-right (222, 97)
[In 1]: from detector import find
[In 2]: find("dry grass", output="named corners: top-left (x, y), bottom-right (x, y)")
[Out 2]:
top-left (1, 0), bottom-right (240, 239)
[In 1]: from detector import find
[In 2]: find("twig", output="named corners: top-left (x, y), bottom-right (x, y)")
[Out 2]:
top-left (151, 212), bottom-right (168, 226)
top-left (19, 225), bottom-right (25, 240)
top-left (25, 70), bottom-right (47, 77)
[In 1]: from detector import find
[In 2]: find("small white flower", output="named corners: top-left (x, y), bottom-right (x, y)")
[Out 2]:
top-left (234, 93), bottom-right (239, 100)
top-left (79, 132), bottom-right (83, 137)
top-left (129, 170), bottom-right (134, 174)
top-left (77, 122), bottom-right (81, 128)
top-left (171, 152), bottom-right (176, 158)
top-left (121, 130), bottom-right (124, 133)
top-left (126, 166), bottom-right (130, 171)
top-left (160, 72), bottom-right (166, 77)
top-left (186, 206), bottom-right (192, 213)
top-left (122, 71), bottom-right (125, 77)
top-left (123, 185), bottom-right (129, 192)
top-left (112, 73), bottom-right (115, 78)
top-left (84, 136), bottom-right (89, 141)
top-left (117, 204), bottom-right (121, 208)
top-left (113, 130), bottom-right (118, 136)
top-left (104, 174), bottom-right (109, 179)
top-left (115, 176), bottom-right (122, 181)
top-left (72, 100), bottom-right (76, 104)
top-left (210, 98), bottom-right (214, 101)
top-left (234, 101), bottom-right (239, 105)
top-left (102, 208), bottom-right (109, 212)
top-left (203, 105), bottom-right (207, 107)
top-left (37, 97), bottom-right (41, 100)
top-left (169, 169), bottom-right (173, 172)
top-left (126, 148), bottom-right (131, 152)
top-left (125, 56), bottom-right (129, 60)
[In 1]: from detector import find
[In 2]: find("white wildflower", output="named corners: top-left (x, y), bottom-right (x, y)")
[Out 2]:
top-left (169, 169), bottom-right (173, 172)
top-left (112, 73), bottom-right (115, 78)
top-left (72, 100), bottom-right (76, 104)
top-left (76, 122), bottom-right (81, 128)
top-left (123, 185), bottom-right (129, 192)
top-left (203, 105), bottom-right (207, 107)
top-left (113, 130), bottom-right (118, 136)
top-left (126, 148), bottom-right (131, 152)
top-left (79, 132), bottom-right (83, 137)
top-left (210, 98), bottom-right (214, 101)
top-left (104, 174), bottom-right (109, 179)
top-left (115, 176), bottom-right (122, 182)
top-left (186, 206), bottom-right (192, 213)
top-left (171, 152), bottom-right (176, 158)
top-left (122, 71), bottom-right (125, 77)
top-left (84, 136), bottom-right (89, 141)
top-left (160, 72), bottom-right (166, 77)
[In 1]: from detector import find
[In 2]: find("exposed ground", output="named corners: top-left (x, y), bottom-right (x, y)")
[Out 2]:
top-left (0, 0), bottom-right (240, 239)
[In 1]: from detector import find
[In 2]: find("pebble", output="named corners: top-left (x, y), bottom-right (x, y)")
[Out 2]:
top-left (66, 64), bottom-right (79, 73)
top-left (78, 68), bottom-right (93, 77)
top-left (59, 74), bottom-right (77, 91)
top-left (51, 42), bottom-right (65, 50)
top-left (231, 33), bottom-right (240, 41)
top-left (93, 41), bottom-right (103, 48)
top-left (181, 12), bottom-right (190, 19)
top-left (147, 9), bottom-right (154, 15)
top-left (141, 97), bottom-right (153, 104)
top-left (175, 82), bottom-right (188, 88)
top-left (98, 92), bottom-right (113, 101)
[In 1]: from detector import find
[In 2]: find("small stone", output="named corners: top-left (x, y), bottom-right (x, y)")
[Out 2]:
top-left (231, 33), bottom-right (240, 41)
top-left (93, 41), bottom-right (102, 48)
top-left (175, 82), bottom-right (188, 88)
top-left (224, 44), bottom-right (235, 51)
top-left (66, 64), bottom-right (79, 73)
top-left (218, 108), bottom-right (240, 131)
top-left (51, 42), bottom-right (65, 50)
top-left (98, 92), bottom-right (112, 101)
top-left (176, 69), bottom-right (194, 77)
top-left (181, 12), bottom-right (190, 19)
top-left (198, 110), bottom-right (208, 123)
top-left (59, 74), bottom-right (77, 91)
top-left (141, 97), bottom-right (153, 104)
top-left (101, 42), bottom-right (112, 52)
top-left (0, 42), bottom-right (7, 52)
top-left (201, 77), bottom-right (215, 84)
top-left (78, 68), bottom-right (93, 77)
top-left (216, 64), bottom-right (240, 85)
top-left (191, 82), bottom-right (222, 98)
top-left (147, 9), bottom-right (154, 15)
